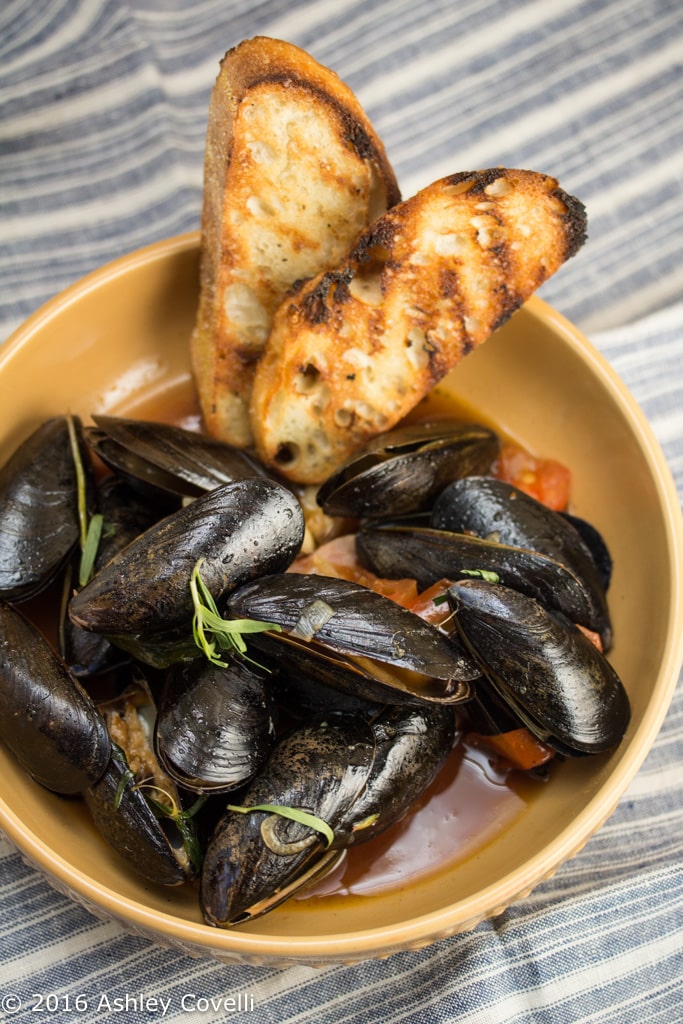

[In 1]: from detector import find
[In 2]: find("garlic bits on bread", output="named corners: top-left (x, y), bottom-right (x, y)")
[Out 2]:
top-left (191, 37), bottom-right (400, 448)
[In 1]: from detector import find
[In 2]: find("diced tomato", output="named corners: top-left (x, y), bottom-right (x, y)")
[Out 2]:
top-left (575, 622), bottom-right (603, 652)
top-left (289, 535), bottom-right (419, 607)
top-left (466, 727), bottom-right (555, 772)
top-left (494, 441), bottom-right (571, 511)
top-left (406, 578), bottom-right (454, 625)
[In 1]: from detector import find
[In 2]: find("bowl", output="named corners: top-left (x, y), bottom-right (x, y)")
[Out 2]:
top-left (1, 233), bottom-right (681, 966)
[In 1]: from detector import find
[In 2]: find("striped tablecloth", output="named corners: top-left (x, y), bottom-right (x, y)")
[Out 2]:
top-left (1, 1), bottom-right (682, 1021)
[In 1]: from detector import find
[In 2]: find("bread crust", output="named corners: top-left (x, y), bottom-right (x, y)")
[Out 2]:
top-left (191, 37), bottom-right (400, 447)
top-left (249, 168), bottom-right (587, 484)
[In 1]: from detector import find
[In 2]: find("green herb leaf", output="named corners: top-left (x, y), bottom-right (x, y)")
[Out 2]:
top-left (227, 802), bottom-right (335, 848)
top-left (66, 414), bottom-right (89, 551)
top-left (351, 813), bottom-right (380, 832)
top-left (459, 569), bottom-right (500, 584)
top-left (67, 414), bottom-right (106, 586)
top-left (79, 513), bottom-right (104, 587)
top-left (146, 792), bottom-right (208, 874)
top-left (190, 559), bottom-right (280, 667)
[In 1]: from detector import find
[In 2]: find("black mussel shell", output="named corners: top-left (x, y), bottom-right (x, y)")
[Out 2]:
top-left (0, 600), bottom-right (110, 794)
top-left (227, 572), bottom-right (478, 704)
top-left (83, 745), bottom-right (194, 886)
top-left (0, 416), bottom-right (93, 602)
top-left (432, 477), bottom-right (612, 649)
top-left (201, 704), bottom-right (459, 925)
top-left (88, 415), bottom-right (265, 500)
top-left (316, 420), bottom-right (499, 518)
top-left (356, 524), bottom-right (609, 643)
top-left (69, 478), bottom-right (305, 663)
top-left (155, 658), bottom-right (277, 793)
top-left (561, 511), bottom-right (613, 590)
top-left (201, 714), bottom-right (376, 925)
top-left (63, 475), bottom-right (162, 677)
top-left (266, 664), bottom-right (387, 718)
top-left (447, 581), bottom-right (630, 756)
top-left (332, 704), bottom-right (459, 847)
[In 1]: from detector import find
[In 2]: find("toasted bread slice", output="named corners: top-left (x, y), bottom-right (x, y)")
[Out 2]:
top-left (190, 36), bottom-right (400, 447)
top-left (249, 168), bottom-right (587, 484)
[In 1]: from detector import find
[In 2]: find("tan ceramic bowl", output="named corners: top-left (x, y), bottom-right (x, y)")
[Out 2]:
top-left (1, 234), bottom-right (682, 966)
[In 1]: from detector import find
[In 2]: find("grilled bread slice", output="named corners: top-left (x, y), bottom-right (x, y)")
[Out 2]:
top-left (191, 36), bottom-right (400, 448)
top-left (249, 168), bottom-right (587, 484)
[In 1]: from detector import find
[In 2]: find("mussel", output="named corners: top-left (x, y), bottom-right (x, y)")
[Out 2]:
top-left (84, 746), bottom-right (196, 886)
top-left (447, 580), bottom-right (630, 756)
top-left (226, 572), bottom-right (479, 705)
top-left (62, 475), bottom-right (162, 676)
top-left (201, 703), bottom-right (457, 926)
top-left (431, 477), bottom-right (612, 648)
top-left (85, 681), bottom-right (202, 886)
top-left (154, 657), bottom-right (277, 793)
top-left (87, 415), bottom-right (265, 501)
top-left (69, 477), bottom-right (306, 667)
top-left (356, 523), bottom-right (609, 642)
top-left (316, 420), bottom-right (499, 518)
top-left (0, 416), bottom-right (93, 602)
top-left (0, 599), bottom-right (110, 794)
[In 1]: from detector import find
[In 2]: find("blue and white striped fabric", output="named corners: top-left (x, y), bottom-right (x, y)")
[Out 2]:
top-left (1, 1), bottom-right (682, 1021)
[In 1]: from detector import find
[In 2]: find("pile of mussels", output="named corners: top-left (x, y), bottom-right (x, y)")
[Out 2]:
top-left (0, 414), bottom-right (630, 926)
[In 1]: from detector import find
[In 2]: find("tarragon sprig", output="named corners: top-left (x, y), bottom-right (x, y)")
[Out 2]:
top-left (66, 413), bottom-right (104, 587)
top-left (227, 803), bottom-right (335, 849)
top-left (190, 559), bottom-right (280, 668)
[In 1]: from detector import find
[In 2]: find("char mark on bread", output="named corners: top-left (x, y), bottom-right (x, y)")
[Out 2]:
top-left (249, 168), bottom-right (587, 485)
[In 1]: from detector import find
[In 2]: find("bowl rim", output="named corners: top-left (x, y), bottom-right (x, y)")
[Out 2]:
top-left (1, 233), bottom-right (682, 962)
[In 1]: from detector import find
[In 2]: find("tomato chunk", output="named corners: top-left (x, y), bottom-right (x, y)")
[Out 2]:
top-left (494, 441), bottom-right (571, 511)
top-left (466, 727), bottom-right (555, 772)
top-left (289, 535), bottom-right (419, 607)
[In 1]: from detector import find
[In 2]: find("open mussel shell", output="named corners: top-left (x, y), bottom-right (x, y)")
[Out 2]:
top-left (154, 658), bottom-right (277, 793)
top-left (201, 703), bottom-right (458, 926)
top-left (85, 680), bottom-right (202, 885)
top-left (69, 478), bottom-right (306, 665)
top-left (431, 476), bottom-right (612, 649)
top-left (447, 581), bottom-right (631, 756)
top-left (316, 420), bottom-right (499, 519)
top-left (63, 475), bottom-right (162, 677)
top-left (0, 415), bottom-right (93, 602)
top-left (87, 415), bottom-right (265, 499)
top-left (356, 524), bottom-right (609, 642)
top-left (227, 572), bottom-right (478, 704)
top-left (83, 745), bottom-right (193, 886)
top-left (201, 713), bottom-right (376, 926)
top-left (0, 600), bottom-right (110, 794)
